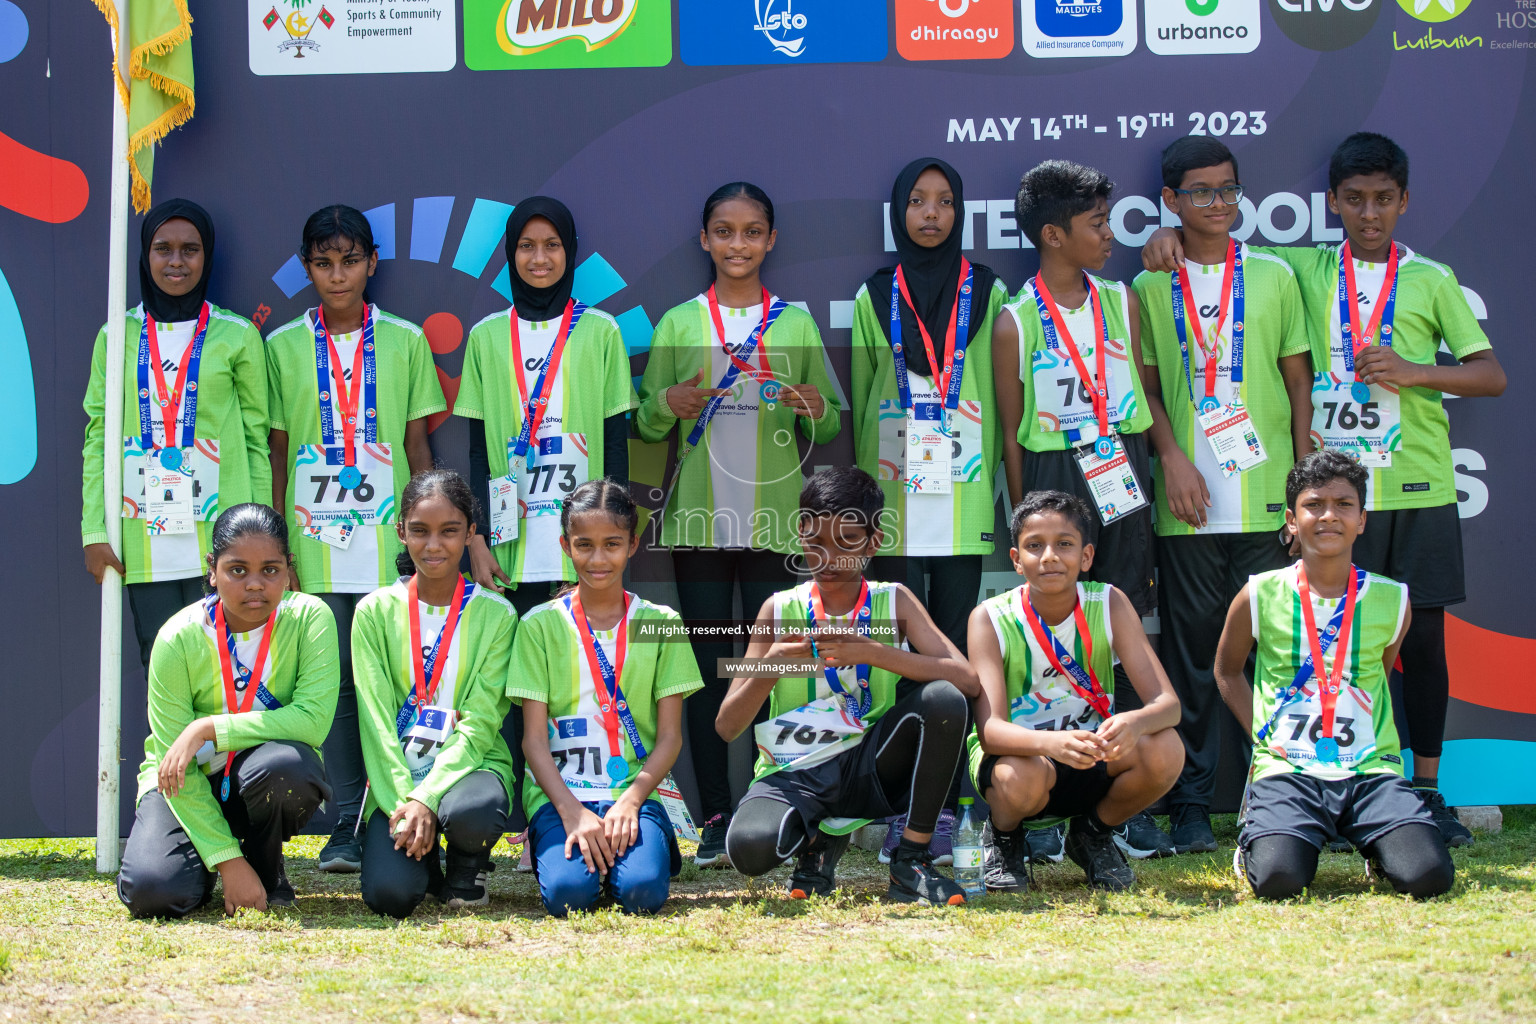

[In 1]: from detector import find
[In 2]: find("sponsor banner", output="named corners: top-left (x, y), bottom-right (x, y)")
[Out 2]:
top-left (464, 0), bottom-right (672, 70)
top-left (1146, 0), bottom-right (1262, 55)
top-left (1021, 0), bottom-right (1139, 58)
top-left (896, 0), bottom-right (1016, 60)
top-left (248, 0), bottom-right (456, 75)
top-left (679, 0), bottom-right (889, 66)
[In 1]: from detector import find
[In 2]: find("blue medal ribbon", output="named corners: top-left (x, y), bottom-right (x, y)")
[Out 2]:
top-left (1172, 244), bottom-right (1244, 415)
top-left (1338, 242), bottom-right (1399, 405)
top-left (565, 593), bottom-right (647, 780)
top-left (1255, 566), bottom-right (1368, 743)
top-left (394, 582), bottom-right (477, 739)
top-left (1019, 586), bottom-right (1112, 722)
top-left (805, 580), bottom-right (874, 721)
top-left (682, 298), bottom-right (788, 453)
top-left (889, 262), bottom-right (974, 423)
top-left (135, 302), bottom-right (211, 453)
top-left (312, 306), bottom-right (378, 470)
top-left (1029, 274), bottom-right (1114, 452)
top-left (509, 301), bottom-right (588, 466)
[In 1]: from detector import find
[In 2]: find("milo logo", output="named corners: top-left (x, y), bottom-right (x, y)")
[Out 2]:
top-left (501, 0), bottom-right (636, 53)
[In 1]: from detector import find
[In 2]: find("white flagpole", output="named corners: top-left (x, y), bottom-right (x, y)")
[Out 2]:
top-left (97, 0), bottom-right (130, 875)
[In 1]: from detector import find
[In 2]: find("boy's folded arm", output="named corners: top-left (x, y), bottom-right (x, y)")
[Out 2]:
top-left (968, 605), bottom-right (1052, 758)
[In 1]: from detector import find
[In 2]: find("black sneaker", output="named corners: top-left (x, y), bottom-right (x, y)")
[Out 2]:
top-left (318, 824), bottom-right (363, 874)
top-left (787, 832), bottom-right (850, 899)
top-left (982, 820), bottom-right (1032, 892)
top-left (266, 865), bottom-right (296, 909)
top-left (1025, 823), bottom-right (1065, 864)
top-left (888, 844), bottom-right (967, 905)
top-left (694, 813), bottom-right (732, 868)
top-left (1326, 838), bottom-right (1354, 854)
top-left (1114, 810), bottom-right (1175, 860)
top-left (443, 853), bottom-right (491, 909)
top-left (1415, 787), bottom-right (1474, 848)
top-left (1064, 816), bottom-right (1135, 892)
top-left (1169, 803), bottom-right (1218, 854)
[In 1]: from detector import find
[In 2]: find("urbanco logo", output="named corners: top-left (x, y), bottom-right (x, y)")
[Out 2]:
top-left (1146, 0), bottom-right (1261, 55)
top-left (896, 0), bottom-right (1015, 59)
top-left (463, 0), bottom-right (671, 70)
top-left (1268, 0), bottom-right (1382, 51)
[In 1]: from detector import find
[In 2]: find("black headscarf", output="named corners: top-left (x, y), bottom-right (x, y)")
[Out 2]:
top-left (139, 198), bottom-right (214, 323)
top-left (863, 159), bottom-right (997, 377)
top-left (504, 197), bottom-right (578, 322)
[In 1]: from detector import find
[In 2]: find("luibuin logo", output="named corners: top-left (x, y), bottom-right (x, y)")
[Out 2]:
top-left (1393, 0), bottom-right (1480, 49)
top-left (1396, 0), bottom-right (1473, 21)
top-left (754, 1), bottom-right (807, 57)
top-left (498, 0), bottom-right (636, 54)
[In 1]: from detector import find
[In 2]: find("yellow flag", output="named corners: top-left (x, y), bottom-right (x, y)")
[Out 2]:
top-left (93, 0), bottom-right (195, 213)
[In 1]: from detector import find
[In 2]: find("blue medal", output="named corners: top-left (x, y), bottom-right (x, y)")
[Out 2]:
top-left (607, 755), bottom-right (630, 784)
top-left (1314, 737), bottom-right (1340, 762)
top-left (158, 447), bottom-right (183, 470)
top-left (1094, 436), bottom-right (1115, 460)
top-left (1198, 396), bottom-right (1222, 414)
top-left (338, 465), bottom-right (362, 489)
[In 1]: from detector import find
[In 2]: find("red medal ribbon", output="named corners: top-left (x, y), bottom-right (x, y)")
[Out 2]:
top-left (509, 299), bottom-right (579, 447)
top-left (144, 302), bottom-right (211, 448)
top-left (707, 285), bottom-right (773, 380)
top-left (1341, 240), bottom-right (1399, 371)
top-left (214, 600), bottom-right (277, 782)
top-left (570, 589), bottom-right (631, 759)
top-left (1019, 585), bottom-right (1111, 720)
top-left (1297, 563), bottom-right (1359, 742)
top-left (1176, 238), bottom-right (1236, 403)
top-left (894, 258), bottom-right (970, 400)
top-left (1033, 273), bottom-right (1111, 441)
top-left (407, 574), bottom-right (467, 709)
top-left (318, 305), bottom-right (370, 470)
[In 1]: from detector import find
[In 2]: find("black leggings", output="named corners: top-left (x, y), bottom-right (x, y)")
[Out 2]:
top-left (1397, 608), bottom-right (1449, 762)
top-left (726, 680), bottom-right (968, 876)
top-left (1246, 823), bottom-right (1454, 900)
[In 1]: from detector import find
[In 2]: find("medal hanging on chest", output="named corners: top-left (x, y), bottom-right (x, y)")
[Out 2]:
top-left (1031, 272), bottom-right (1113, 458)
top-left (569, 590), bottom-right (640, 784)
top-left (1297, 565), bottom-right (1359, 764)
top-left (1018, 586), bottom-right (1112, 722)
top-left (213, 599), bottom-right (277, 802)
top-left (805, 580), bottom-right (874, 720)
top-left (1171, 240), bottom-right (1244, 416)
top-left (1338, 241), bottom-right (1400, 405)
top-left (312, 305), bottom-right (378, 491)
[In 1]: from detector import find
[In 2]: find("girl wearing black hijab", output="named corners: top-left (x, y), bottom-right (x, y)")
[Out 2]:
top-left (82, 199), bottom-right (273, 674)
top-left (458, 197), bottom-right (637, 617)
top-left (849, 160), bottom-right (1011, 860)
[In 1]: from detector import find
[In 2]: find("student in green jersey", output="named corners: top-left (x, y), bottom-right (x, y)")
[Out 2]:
top-left (719, 467), bottom-right (979, 905)
top-left (353, 470), bottom-right (517, 918)
top-left (1145, 134), bottom-right (1506, 848)
top-left (637, 182), bottom-right (842, 868)
top-left (1215, 452), bottom-right (1453, 899)
top-left (457, 197), bottom-right (639, 846)
top-left (511, 480), bottom-right (703, 916)
top-left (993, 161), bottom-right (1167, 861)
top-left (851, 158), bottom-right (1008, 867)
top-left (968, 490), bottom-right (1183, 892)
top-left (1131, 136), bottom-right (1314, 855)
top-left (83, 200), bottom-right (272, 687)
top-left (266, 205), bottom-right (446, 874)
top-left (118, 504), bottom-right (339, 918)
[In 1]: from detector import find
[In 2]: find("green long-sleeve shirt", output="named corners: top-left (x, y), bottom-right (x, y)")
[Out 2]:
top-left (82, 304), bottom-right (271, 583)
top-left (136, 592), bottom-right (340, 868)
top-left (352, 579), bottom-right (518, 818)
top-left (636, 295), bottom-right (841, 553)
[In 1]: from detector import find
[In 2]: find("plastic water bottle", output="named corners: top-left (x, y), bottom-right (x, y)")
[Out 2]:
top-left (952, 797), bottom-right (985, 901)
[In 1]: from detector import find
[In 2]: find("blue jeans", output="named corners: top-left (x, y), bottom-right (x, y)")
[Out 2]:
top-left (528, 799), bottom-right (677, 917)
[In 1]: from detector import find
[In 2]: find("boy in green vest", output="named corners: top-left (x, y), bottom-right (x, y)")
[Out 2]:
top-left (716, 467), bottom-right (980, 905)
top-left (967, 490), bottom-right (1183, 892)
top-left (1214, 451), bottom-right (1453, 899)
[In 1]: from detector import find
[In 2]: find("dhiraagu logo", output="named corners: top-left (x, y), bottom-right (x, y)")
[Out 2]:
top-left (1397, 0), bottom-right (1473, 20)
top-left (1147, 0), bottom-right (1261, 54)
top-left (464, 0), bottom-right (672, 70)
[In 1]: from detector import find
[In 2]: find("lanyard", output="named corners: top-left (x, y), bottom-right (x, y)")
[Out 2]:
top-left (1172, 239), bottom-right (1244, 413)
top-left (708, 285), bottom-right (773, 380)
top-left (567, 590), bottom-right (648, 762)
top-left (1297, 564), bottom-right (1359, 750)
top-left (509, 300), bottom-right (588, 465)
top-left (406, 574), bottom-right (471, 711)
top-left (680, 294), bottom-right (788, 453)
top-left (1031, 272), bottom-right (1113, 455)
top-left (213, 599), bottom-right (277, 802)
top-left (135, 302), bottom-right (211, 460)
top-left (1019, 585), bottom-right (1112, 721)
top-left (1338, 241), bottom-right (1399, 390)
top-left (1255, 564), bottom-right (1366, 742)
top-left (805, 579), bottom-right (874, 721)
top-left (889, 259), bottom-right (974, 414)
top-left (312, 305), bottom-right (378, 470)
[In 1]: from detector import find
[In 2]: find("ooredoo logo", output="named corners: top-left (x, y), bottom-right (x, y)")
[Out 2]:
top-left (1268, 0), bottom-right (1382, 51)
top-left (1146, 0), bottom-right (1261, 54)
top-left (897, 0), bottom-right (1014, 59)
top-left (463, 0), bottom-right (671, 69)
top-left (679, 0), bottom-right (887, 66)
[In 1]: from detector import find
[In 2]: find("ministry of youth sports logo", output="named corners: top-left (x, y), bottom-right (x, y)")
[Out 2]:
top-left (754, 0), bottom-right (808, 57)
top-left (260, 0), bottom-right (335, 59)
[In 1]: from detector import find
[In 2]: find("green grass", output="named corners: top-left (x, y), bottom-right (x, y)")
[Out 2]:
top-left (1, 811), bottom-right (1533, 1023)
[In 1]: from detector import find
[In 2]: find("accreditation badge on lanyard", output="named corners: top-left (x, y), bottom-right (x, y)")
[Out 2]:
top-left (890, 261), bottom-right (974, 496)
top-left (488, 301), bottom-right (587, 546)
top-left (300, 307), bottom-right (389, 547)
top-left (209, 598), bottom-right (279, 802)
top-left (396, 575), bottom-right (473, 783)
top-left (1020, 584), bottom-right (1112, 725)
top-left (1320, 242), bottom-right (1402, 468)
top-left (132, 303), bottom-right (212, 535)
top-left (1072, 435), bottom-right (1148, 525)
top-left (1173, 241), bottom-right (1265, 477)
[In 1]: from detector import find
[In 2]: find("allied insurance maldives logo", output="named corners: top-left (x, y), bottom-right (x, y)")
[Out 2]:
top-left (464, 0), bottom-right (672, 69)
